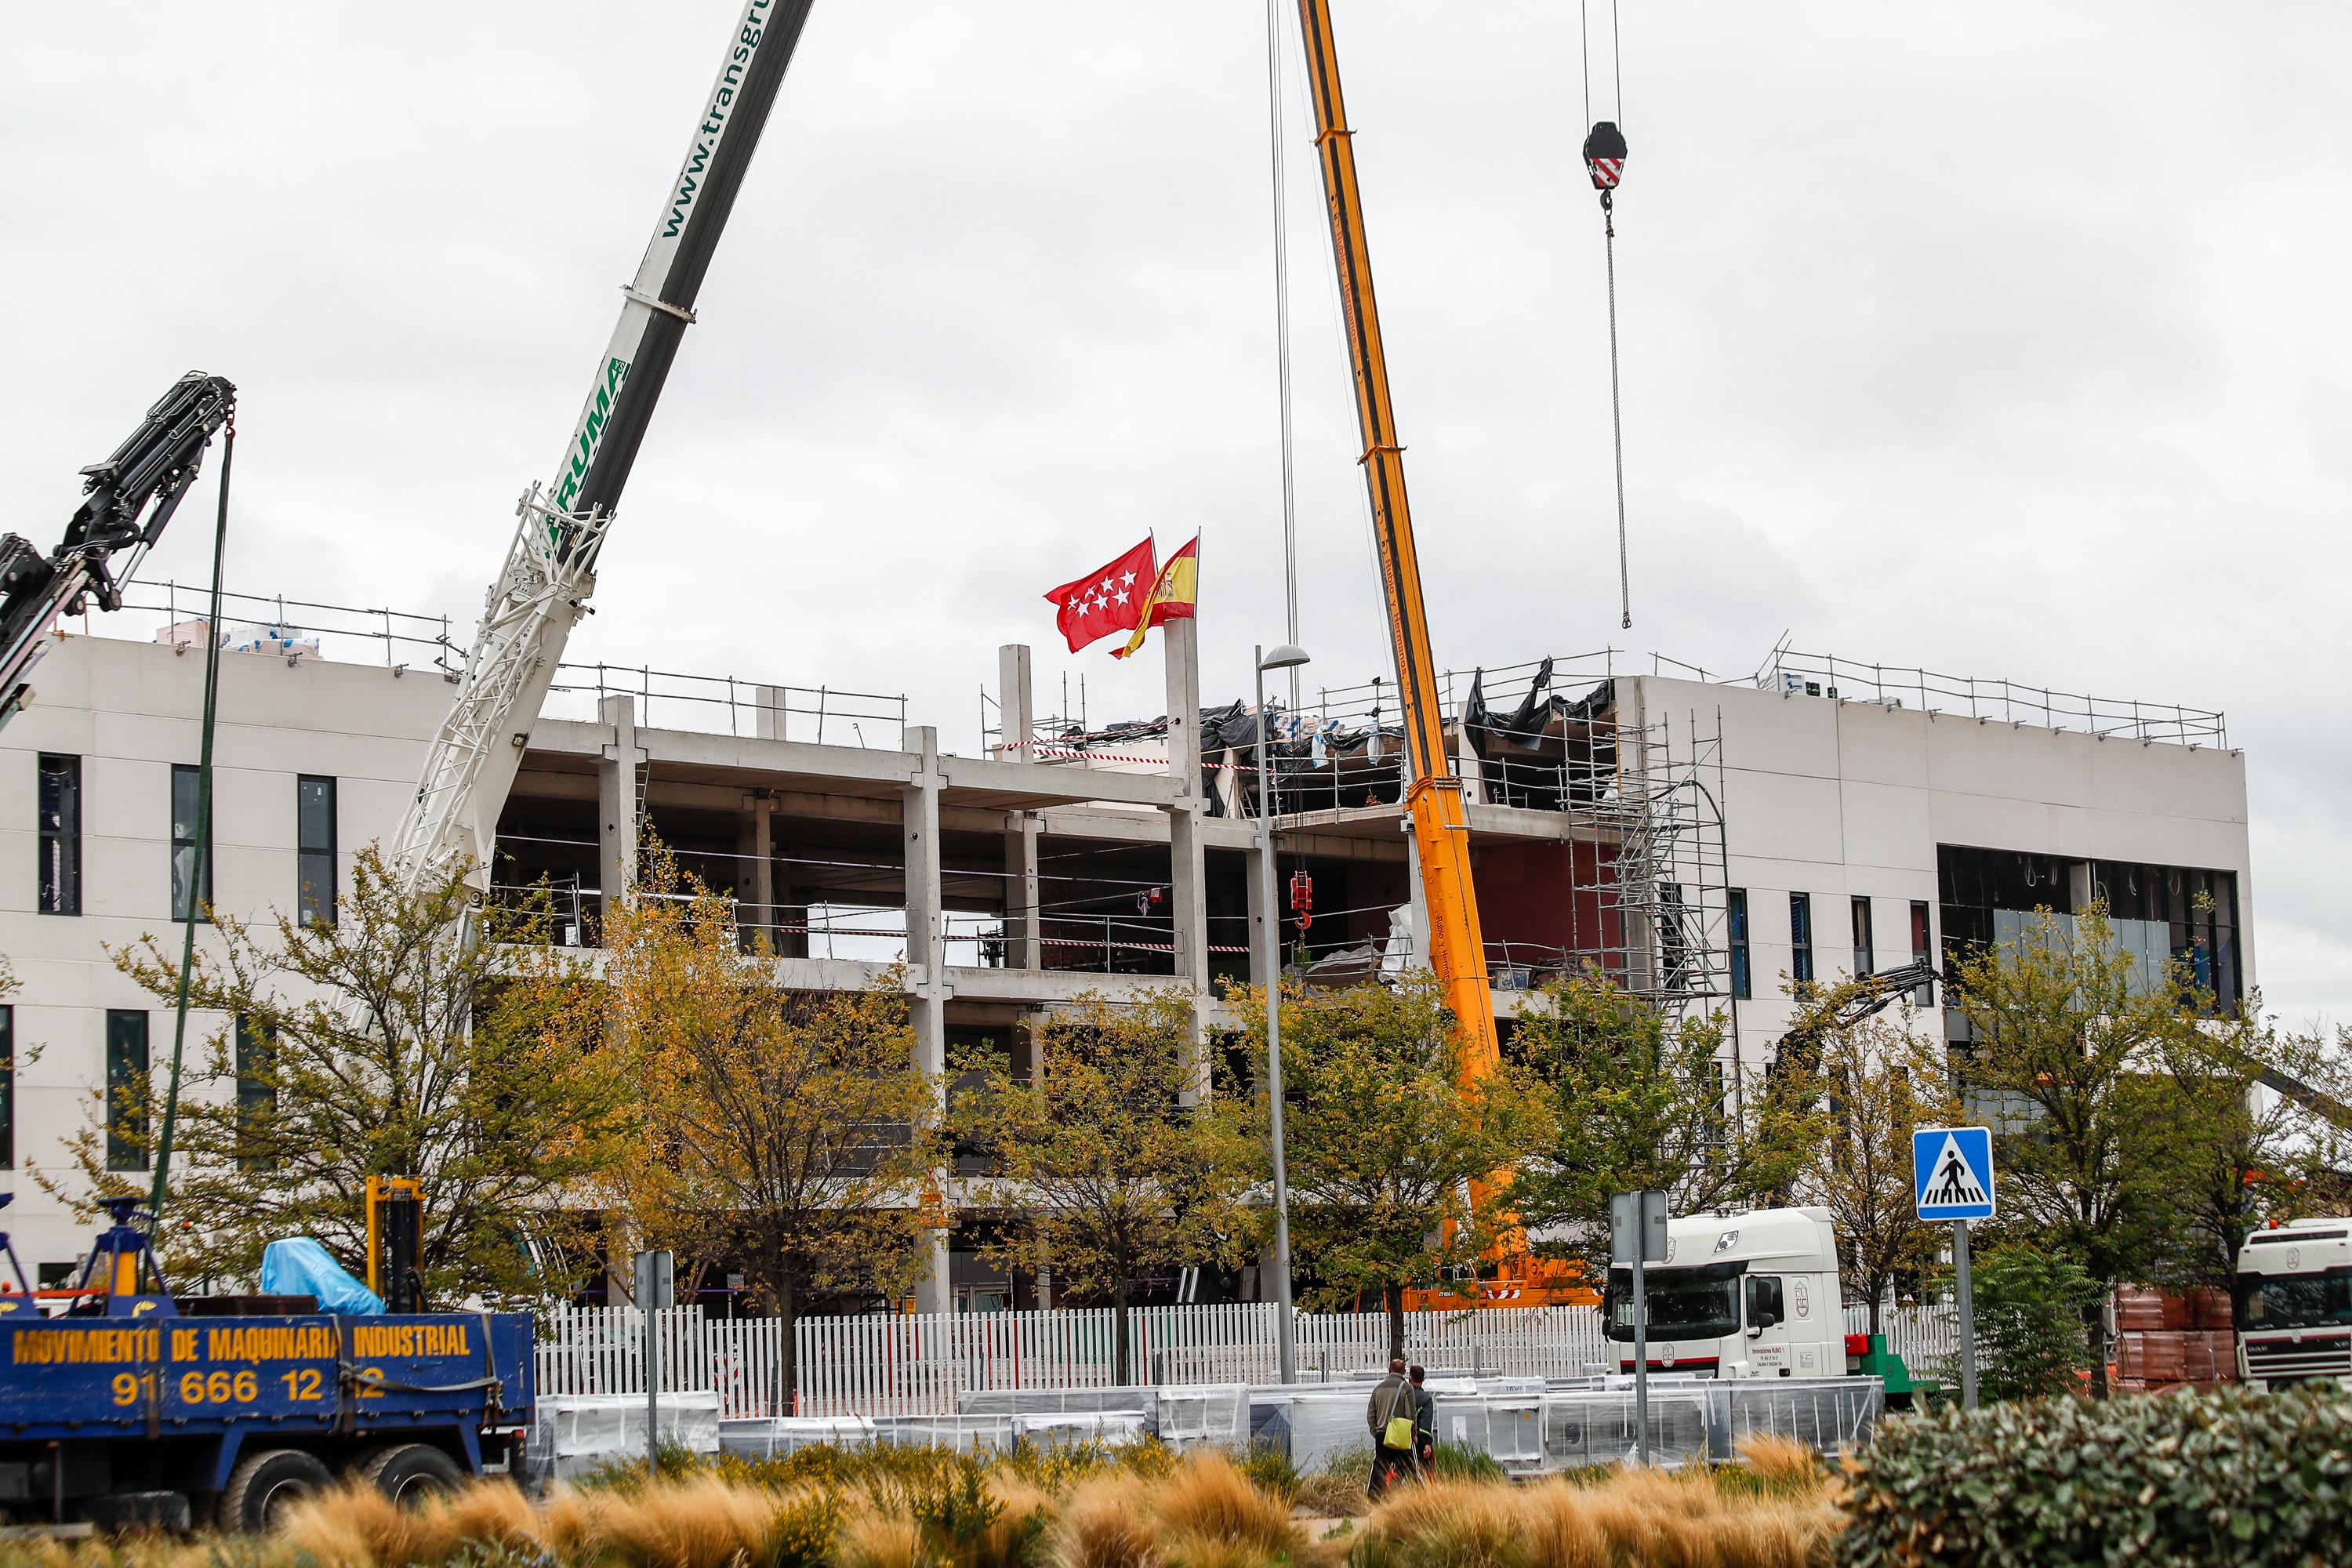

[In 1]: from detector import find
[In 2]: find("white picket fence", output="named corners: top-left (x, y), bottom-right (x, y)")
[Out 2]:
top-left (538, 1300), bottom-right (1959, 1419)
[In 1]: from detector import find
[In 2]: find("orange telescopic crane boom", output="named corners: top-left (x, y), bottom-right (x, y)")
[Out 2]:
top-left (1292, 0), bottom-right (1500, 1077)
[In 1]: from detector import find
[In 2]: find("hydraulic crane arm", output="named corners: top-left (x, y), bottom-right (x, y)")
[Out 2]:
top-left (389, 0), bottom-right (818, 895)
top-left (1294, 0), bottom-right (1500, 1074)
top-left (0, 372), bottom-right (237, 731)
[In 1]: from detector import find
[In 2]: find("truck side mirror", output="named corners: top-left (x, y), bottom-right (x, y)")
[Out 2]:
top-left (1745, 1275), bottom-right (1783, 1332)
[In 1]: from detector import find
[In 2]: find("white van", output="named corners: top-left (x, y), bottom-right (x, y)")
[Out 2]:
top-left (1603, 1207), bottom-right (1846, 1379)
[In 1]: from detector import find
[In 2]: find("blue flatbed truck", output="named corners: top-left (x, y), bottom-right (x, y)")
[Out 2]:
top-left (0, 1203), bottom-right (535, 1532)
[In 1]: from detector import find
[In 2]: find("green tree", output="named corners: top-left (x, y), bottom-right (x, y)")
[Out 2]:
top-left (2147, 1012), bottom-right (2352, 1289)
top-left (1966, 1244), bottom-right (2102, 1403)
top-left (1786, 978), bottom-right (1962, 1331)
top-left (1249, 975), bottom-right (1552, 1361)
top-left (1951, 907), bottom-right (2207, 1395)
top-left (45, 849), bottom-right (635, 1302)
top-left (597, 855), bottom-right (943, 1403)
top-left (1509, 971), bottom-right (1813, 1276)
top-left (953, 989), bottom-right (1259, 1385)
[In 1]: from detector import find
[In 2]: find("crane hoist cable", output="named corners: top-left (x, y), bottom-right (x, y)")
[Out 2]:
top-left (1581, 0), bottom-right (1633, 629)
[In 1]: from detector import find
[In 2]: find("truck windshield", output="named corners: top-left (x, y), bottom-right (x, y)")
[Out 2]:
top-left (1604, 1261), bottom-right (1743, 1342)
top-left (2237, 1266), bottom-right (2352, 1331)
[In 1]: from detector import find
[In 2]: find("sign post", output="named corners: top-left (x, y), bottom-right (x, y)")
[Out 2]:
top-left (1610, 1190), bottom-right (1669, 1463)
top-left (634, 1249), bottom-right (674, 1463)
top-left (1914, 1126), bottom-right (1995, 1413)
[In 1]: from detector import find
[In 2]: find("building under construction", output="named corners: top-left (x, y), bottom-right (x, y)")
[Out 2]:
top-left (0, 593), bottom-right (2249, 1303)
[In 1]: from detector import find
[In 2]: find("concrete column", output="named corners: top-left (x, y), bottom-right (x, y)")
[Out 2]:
top-left (996, 644), bottom-right (1034, 760)
top-left (741, 793), bottom-right (775, 953)
top-left (753, 683), bottom-right (785, 742)
top-left (1006, 816), bottom-right (1042, 969)
top-left (597, 694), bottom-right (645, 931)
top-left (1163, 618), bottom-right (1210, 1096)
top-left (903, 724), bottom-right (953, 1314)
top-left (996, 645), bottom-right (1043, 973)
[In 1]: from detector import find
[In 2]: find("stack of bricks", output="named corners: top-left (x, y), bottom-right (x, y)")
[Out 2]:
top-left (2112, 1286), bottom-right (2238, 1394)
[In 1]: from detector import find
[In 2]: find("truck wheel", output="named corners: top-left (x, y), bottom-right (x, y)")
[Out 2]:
top-left (358, 1443), bottom-right (466, 1507)
top-left (217, 1448), bottom-right (334, 1533)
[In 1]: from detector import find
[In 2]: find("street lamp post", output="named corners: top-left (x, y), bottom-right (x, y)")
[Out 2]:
top-left (1254, 641), bottom-right (1309, 1384)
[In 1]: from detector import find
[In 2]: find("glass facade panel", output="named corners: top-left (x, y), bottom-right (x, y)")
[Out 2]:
top-left (1727, 889), bottom-right (1751, 1000)
top-left (297, 775), bottom-right (336, 927)
top-left (105, 1010), bottom-right (148, 1171)
top-left (38, 754), bottom-right (80, 915)
top-left (1851, 895), bottom-right (1874, 978)
top-left (1789, 892), bottom-right (1813, 985)
top-left (170, 764), bottom-right (211, 921)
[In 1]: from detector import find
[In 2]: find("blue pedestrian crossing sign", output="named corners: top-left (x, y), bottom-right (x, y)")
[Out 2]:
top-left (1915, 1126), bottom-right (1996, 1221)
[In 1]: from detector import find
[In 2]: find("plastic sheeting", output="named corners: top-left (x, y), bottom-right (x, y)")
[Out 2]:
top-left (535, 1392), bottom-right (722, 1478)
top-left (1258, 1376), bottom-right (1881, 1474)
top-left (959, 1385), bottom-right (1246, 1450)
top-left (256, 1237), bottom-right (382, 1316)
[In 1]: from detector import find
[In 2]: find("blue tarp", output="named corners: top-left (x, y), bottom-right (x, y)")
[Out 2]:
top-left (258, 1237), bottom-right (384, 1315)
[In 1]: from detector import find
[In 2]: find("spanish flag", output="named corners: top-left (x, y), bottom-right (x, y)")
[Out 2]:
top-left (1112, 533), bottom-right (1200, 659)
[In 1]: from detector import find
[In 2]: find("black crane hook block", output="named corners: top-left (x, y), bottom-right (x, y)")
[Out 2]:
top-left (1582, 121), bottom-right (1628, 196)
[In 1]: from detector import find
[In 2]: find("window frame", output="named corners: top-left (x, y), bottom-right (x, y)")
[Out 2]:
top-left (169, 763), bottom-right (212, 923)
top-left (234, 1014), bottom-right (278, 1171)
top-left (296, 775), bottom-right (337, 927)
top-left (1851, 895), bottom-right (1875, 978)
top-left (38, 753), bottom-right (82, 916)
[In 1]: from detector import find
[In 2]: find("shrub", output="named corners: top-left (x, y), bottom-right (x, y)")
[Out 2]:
top-left (1839, 1382), bottom-right (2352, 1567)
top-left (1965, 1245), bottom-right (2100, 1402)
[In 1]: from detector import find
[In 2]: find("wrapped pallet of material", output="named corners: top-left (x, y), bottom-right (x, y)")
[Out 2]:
top-left (720, 1416), bottom-right (877, 1459)
top-left (535, 1392), bottom-right (722, 1477)
top-left (1014, 1411), bottom-right (1150, 1449)
top-left (1154, 1385), bottom-right (1250, 1450)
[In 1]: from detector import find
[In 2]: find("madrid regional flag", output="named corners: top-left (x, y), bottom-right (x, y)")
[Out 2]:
top-left (1043, 535), bottom-right (1156, 653)
top-left (1112, 534), bottom-right (1200, 659)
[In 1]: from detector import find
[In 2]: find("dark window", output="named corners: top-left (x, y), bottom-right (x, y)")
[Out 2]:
top-left (170, 764), bottom-right (211, 921)
top-left (105, 1010), bottom-right (148, 1171)
top-left (1605, 1261), bottom-right (1744, 1343)
top-left (0, 1006), bottom-right (13, 1171)
top-left (1727, 889), bottom-right (1751, 1001)
top-left (297, 775), bottom-right (336, 927)
top-left (1657, 882), bottom-right (1690, 993)
top-left (38, 754), bottom-right (81, 916)
top-left (1911, 900), bottom-right (1934, 1005)
top-left (1789, 892), bottom-right (1814, 985)
top-left (1852, 896), bottom-right (1875, 978)
top-left (234, 1014), bottom-right (276, 1171)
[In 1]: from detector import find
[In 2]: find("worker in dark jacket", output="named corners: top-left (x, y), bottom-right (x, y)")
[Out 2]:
top-left (1408, 1363), bottom-right (1437, 1473)
top-left (1366, 1358), bottom-right (1417, 1498)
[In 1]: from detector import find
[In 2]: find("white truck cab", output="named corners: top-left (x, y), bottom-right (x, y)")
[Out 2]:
top-left (1604, 1207), bottom-right (1846, 1380)
top-left (2234, 1218), bottom-right (2352, 1388)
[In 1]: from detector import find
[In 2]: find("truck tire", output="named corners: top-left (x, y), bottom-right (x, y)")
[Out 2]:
top-left (357, 1442), bottom-right (466, 1506)
top-left (217, 1447), bottom-right (334, 1533)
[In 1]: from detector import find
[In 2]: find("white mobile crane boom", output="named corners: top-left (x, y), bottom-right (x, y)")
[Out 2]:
top-left (390, 0), bottom-right (818, 895)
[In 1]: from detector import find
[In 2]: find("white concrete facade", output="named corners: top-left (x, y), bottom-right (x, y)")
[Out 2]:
top-left (1628, 674), bottom-right (2254, 1055)
top-left (0, 633), bottom-right (454, 1272)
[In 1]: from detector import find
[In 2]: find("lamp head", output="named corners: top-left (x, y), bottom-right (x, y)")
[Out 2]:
top-left (1259, 643), bottom-right (1311, 673)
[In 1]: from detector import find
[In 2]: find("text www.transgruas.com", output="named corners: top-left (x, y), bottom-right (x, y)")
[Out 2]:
top-left (663, 0), bottom-right (774, 239)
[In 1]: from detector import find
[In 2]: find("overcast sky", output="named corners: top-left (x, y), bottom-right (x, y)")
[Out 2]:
top-left (5, 3), bottom-right (2346, 1025)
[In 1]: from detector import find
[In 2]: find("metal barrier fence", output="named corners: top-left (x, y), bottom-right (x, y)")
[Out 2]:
top-left (539, 1301), bottom-right (1958, 1421)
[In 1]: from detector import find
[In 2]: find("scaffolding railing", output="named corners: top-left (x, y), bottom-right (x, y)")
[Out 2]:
top-left (1755, 648), bottom-right (2227, 746)
top-left (108, 583), bottom-right (461, 671)
top-left (545, 662), bottom-right (908, 747)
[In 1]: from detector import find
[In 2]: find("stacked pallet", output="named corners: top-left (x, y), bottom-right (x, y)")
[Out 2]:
top-left (2112, 1287), bottom-right (2237, 1394)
